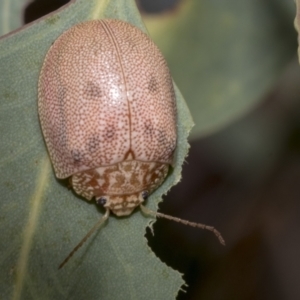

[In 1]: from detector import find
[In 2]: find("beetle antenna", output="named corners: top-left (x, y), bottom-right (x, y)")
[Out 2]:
top-left (140, 205), bottom-right (225, 246)
top-left (58, 209), bottom-right (110, 269)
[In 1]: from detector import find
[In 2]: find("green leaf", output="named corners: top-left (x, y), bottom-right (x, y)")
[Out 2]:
top-left (144, 0), bottom-right (296, 138)
top-left (0, 0), bottom-right (192, 299)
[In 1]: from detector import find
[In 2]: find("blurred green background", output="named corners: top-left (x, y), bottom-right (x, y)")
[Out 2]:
top-left (8, 0), bottom-right (300, 299)
top-left (139, 1), bottom-right (300, 299)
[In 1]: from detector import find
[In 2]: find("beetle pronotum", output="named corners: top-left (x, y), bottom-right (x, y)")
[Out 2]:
top-left (38, 19), bottom-right (225, 269)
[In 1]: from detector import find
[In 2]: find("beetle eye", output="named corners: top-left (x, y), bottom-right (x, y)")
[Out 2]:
top-left (141, 190), bottom-right (149, 201)
top-left (96, 197), bottom-right (107, 206)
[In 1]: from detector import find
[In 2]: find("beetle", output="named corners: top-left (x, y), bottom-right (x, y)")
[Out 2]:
top-left (38, 19), bottom-right (224, 269)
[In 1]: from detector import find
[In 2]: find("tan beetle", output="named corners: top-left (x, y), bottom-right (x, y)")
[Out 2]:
top-left (38, 19), bottom-right (224, 269)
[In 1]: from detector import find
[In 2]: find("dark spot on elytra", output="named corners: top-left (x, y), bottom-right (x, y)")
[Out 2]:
top-left (105, 125), bottom-right (115, 140)
top-left (71, 149), bottom-right (82, 164)
top-left (126, 36), bottom-right (138, 50)
top-left (148, 76), bottom-right (159, 94)
top-left (58, 86), bottom-right (67, 105)
top-left (84, 81), bottom-right (103, 98)
top-left (144, 119), bottom-right (154, 136)
top-left (157, 129), bottom-right (168, 144)
top-left (87, 136), bottom-right (100, 153)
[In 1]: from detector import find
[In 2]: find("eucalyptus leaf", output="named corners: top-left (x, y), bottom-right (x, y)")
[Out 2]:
top-left (0, 0), bottom-right (192, 299)
top-left (144, 0), bottom-right (296, 138)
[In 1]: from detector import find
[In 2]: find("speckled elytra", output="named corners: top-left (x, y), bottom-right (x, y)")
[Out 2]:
top-left (38, 19), bottom-right (224, 269)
